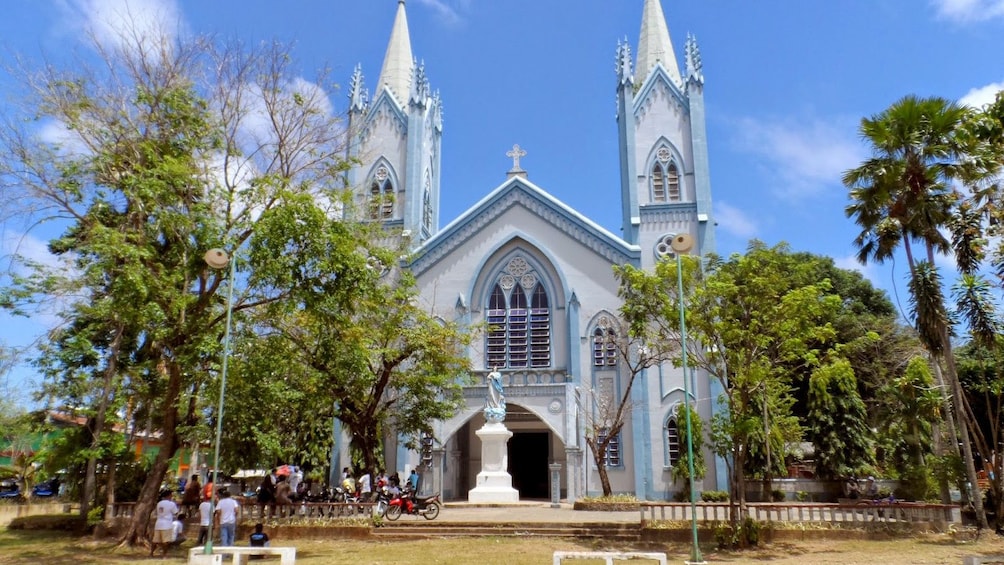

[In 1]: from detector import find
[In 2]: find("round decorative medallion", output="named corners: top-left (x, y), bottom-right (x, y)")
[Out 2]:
top-left (375, 166), bottom-right (389, 181)
top-left (499, 274), bottom-right (516, 290)
top-left (657, 146), bottom-right (671, 163)
top-left (548, 399), bottom-right (563, 414)
top-left (507, 257), bottom-right (529, 277)
top-left (520, 273), bottom-right (537, 289)
top-left (655, 233), bottom-right (677, 259)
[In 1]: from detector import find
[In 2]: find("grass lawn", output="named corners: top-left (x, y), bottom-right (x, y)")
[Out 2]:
top-left (3, 529), bottom-right (1004, 564)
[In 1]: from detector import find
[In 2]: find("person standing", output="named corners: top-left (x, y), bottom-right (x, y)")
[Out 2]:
top-left (196, 495), bottom-right (213, 545)
top-left (358, 470), bottom-right (372, 502)
top-left (182, 474), bottom-right (201, 517)
top-left (408, 469), bottom-right (419, 492)
top-left (215, 489), bottom-right (240, 547)
top-left (257, 470), bottom-right (277, 518)
top-left (202, 476), bottom-right (215, 502)
top-left (150, 490), bottom-right (179, 557)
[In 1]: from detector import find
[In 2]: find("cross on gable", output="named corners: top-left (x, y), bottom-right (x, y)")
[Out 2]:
top-left (506, 144), bottom-right (527, 171)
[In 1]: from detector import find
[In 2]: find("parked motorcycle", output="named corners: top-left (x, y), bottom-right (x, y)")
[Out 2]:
top-left (385, 489), bottom-right (441, 521)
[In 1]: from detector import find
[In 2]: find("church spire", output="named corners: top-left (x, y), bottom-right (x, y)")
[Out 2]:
top-left (377, 0), bottom-right (414, 104)
top-left (636, 0), bottom-right (681, 85)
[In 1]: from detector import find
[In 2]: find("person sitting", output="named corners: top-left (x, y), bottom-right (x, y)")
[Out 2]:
top-left (248, 522), bottom-right (270, 560)
top-left (865, 476), bottom-right (879, 499)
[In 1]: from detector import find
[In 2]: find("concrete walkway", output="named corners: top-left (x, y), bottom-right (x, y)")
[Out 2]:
top-left (437, 501), bottom-right (639, 524)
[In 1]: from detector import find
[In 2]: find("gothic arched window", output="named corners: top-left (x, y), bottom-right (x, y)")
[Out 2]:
top-left (422, 187), bottom-right (432, 232)
top-left (651, 146), bottom-right (681, 203)
top-left (368, 165), bottom-right (394, 220)
top-left (485, 256), bottom-right (551, 369)
top-left (667, 418), bottom-right (681, 468)
top-left (592, 325), bottom-right (618, 367)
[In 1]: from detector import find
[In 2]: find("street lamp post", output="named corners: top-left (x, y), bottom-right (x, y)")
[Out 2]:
top-left (670, 234), bottom-right (705, 565)
top-left (203, 248), bottom-right (236, 555)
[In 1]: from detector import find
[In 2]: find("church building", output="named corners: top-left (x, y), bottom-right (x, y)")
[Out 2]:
top-left (339, 0), bottom-right (719, 501)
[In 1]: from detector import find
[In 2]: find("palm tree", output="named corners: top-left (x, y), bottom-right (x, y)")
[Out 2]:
top-left (843, 95), bottom-right (988, 528)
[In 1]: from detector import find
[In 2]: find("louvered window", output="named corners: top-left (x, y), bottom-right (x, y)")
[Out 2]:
top-left (484, 257), bottom-right (551, 369)
top-left (598, 428), bottom-right (622, 467)
top-left (592, 327), bottom-right (617, 367)
top-left (667, 419), bottom-right (681, 468)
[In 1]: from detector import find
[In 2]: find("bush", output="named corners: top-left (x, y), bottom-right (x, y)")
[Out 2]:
top-left (795, 490), bottom-right (810, 502)
top-left (771, 489), bottom-right (786, 502)
top-left (712, 517), bottom-right (761, 549)
top-left (700, 490), bottom-right (729, 502)
top-left (8, 514), bottom-right (87, 532)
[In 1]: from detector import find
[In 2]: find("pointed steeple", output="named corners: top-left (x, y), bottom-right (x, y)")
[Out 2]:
top-left (636, 0), bottom-right (681, 85)
top-left (377, 0), bottom-right (414, 104)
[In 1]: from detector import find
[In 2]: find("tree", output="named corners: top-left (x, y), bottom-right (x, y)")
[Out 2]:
top-left (669, 403), bottom-right (706, 496)
top-left (246, 202), bottom-right (475, 477)
top-left (0, 20), bottom-right (355, 544)
top-left (806, 359), bottom-right (873, 480)
top-left (844, 95), bottom-right (989, 526)
top-left (618, 241), bottom-right (840, 533)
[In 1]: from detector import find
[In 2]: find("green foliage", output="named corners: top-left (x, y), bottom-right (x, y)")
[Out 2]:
top-left (670, 403), bottom-right (706, 490)
top-left (771, 489), bottom-right (786, 502)
top-left (7, 514), bottom-right (87, 532)
top-left (874, 357), bottom-right (941, 484)
top-left (713, 517), bottom-right (761, 549)
top-left (806, 359), bottom-right (874, 479)
top-left (86, 506), bottom-right (105, 527)
top-left (700, 490), bottom-right (729, 502)
top-left (795, 490), bottom-right (810, 502)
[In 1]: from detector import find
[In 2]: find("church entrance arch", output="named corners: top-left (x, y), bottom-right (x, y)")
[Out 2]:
top-left (445, 403), bottom-right (564, 501)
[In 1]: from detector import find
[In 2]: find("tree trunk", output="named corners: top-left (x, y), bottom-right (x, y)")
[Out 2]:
top-left (940, 336), bottom-right (989, 530)
top-left (80, 325), bottom-right (124, 522)
top-left (119, 360), bottom-right (183, 547)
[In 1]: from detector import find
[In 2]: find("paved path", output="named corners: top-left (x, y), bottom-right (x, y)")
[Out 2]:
top-left (437, 501), bottom-right (639, 524)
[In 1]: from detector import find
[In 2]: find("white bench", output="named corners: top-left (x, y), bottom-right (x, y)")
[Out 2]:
top-left (188, 545), bottom-right (296, 565)
top-left (963, 556), bottom-right (1004, 565)
top-left (553, 551), bottom-right (667, 565)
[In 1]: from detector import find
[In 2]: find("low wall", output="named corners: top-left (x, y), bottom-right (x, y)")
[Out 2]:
top-left (0, 502), bottom-right (73, 526)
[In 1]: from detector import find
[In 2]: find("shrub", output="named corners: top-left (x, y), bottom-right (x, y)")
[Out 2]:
top-left (771, 489), bottom-right (786, 502)
top-left (712, 517), bottom-right (761, 549)
top-left (700, 490), bottom-right (729, 502)
top-left (8, 514), bottom-right (87, 532)
top-left (795, 490), bottom-right (810, 502)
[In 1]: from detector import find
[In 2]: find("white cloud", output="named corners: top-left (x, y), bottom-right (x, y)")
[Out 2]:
top-left (732, 116), bottom-right (866, 200)
top-left (932, 0), bottom-right (1004, 22)
top-left (55, 0), bottom-right (184, 55)
top-left (414, 0), bottom-right (466, 26)
top-left (713, 201), bottom-right (758, 240)
top-left (37, 119), bottom-right (90, 157)
top-left (960, 81), bottom-right (1004, 109)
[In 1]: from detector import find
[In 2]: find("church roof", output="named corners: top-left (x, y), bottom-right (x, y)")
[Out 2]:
top-left (409, 176), bottom-right (640, 276)
top-left (377, 0), bottom-right (413, 104)
top-left (636, 0), bottom-right (680, 86)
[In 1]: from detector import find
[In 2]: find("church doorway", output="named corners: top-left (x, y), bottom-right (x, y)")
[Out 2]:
top-left (447, 402), bottom-right (563, 501)
top-left (509, 432), bottom-right (549, 499)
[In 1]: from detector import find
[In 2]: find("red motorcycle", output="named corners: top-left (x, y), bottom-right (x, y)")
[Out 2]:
top-left (385, 488), bottom-right (441, 521)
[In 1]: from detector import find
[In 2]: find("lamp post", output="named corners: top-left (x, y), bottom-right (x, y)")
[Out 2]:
top-left (670, 234), bottom-right (704, 565)
top-left (203, 248), bottom-right (236, 555)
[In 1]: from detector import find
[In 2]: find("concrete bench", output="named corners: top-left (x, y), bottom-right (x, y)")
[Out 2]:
top-left (188, 545), bottom-right (296, 565)
top-left (553, 551), bottom-right (667, 565)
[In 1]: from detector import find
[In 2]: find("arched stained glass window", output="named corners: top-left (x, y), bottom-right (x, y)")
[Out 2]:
top-left (485, 256), bottom-right (551, 369)
top-left (368, 165), bottom-right (394, 220)
top-left (651, 146), bottom-right (681, 203)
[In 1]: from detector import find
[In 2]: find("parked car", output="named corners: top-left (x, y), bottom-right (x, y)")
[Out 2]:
top-left (32, 479), bottom-right (59, 498)
top-left (0, 480), bottom-right (21, 500)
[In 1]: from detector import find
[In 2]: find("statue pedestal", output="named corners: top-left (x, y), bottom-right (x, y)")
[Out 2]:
top-left (467, 421), bottom-right (519, 503)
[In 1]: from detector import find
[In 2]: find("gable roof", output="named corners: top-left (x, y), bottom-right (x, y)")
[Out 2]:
top-left (409, 176), bottom-right (640, 276)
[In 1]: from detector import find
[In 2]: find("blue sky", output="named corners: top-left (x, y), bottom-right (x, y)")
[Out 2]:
top-left (2, 0), bottom-right (1003, 406)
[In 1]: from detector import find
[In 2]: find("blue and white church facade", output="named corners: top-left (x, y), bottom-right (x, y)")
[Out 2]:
top-left (338, 0), bottom-right (720, 501)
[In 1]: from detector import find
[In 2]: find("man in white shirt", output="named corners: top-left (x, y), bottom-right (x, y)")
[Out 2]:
top-left (151, 490), bottom-right (179, 557)
top-left (214, 489), bottom-right (240, 547)
top-left (358, 471), bottom-right (372, 502)
top-left (196, 495), bottom-right (213, 545)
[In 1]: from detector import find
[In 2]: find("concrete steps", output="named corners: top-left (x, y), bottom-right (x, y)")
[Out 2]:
top-left (372, 521), bottom-right (640, 542)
